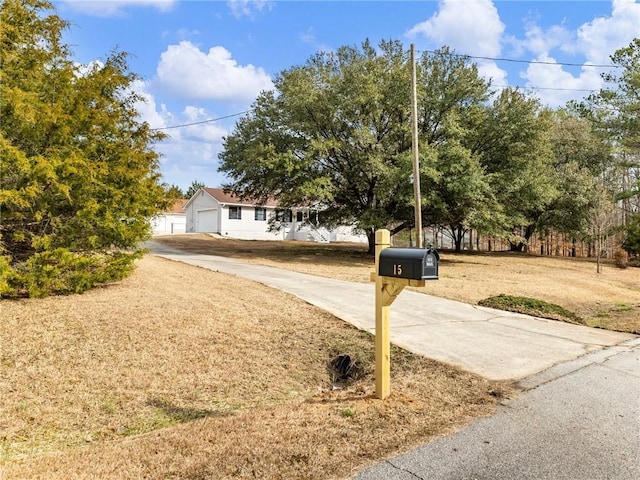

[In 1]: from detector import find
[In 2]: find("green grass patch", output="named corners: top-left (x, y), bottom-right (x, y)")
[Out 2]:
top-left (612, 303), bottom-right (633, 313)
top-left (478, 294), bottom-right (582, 324)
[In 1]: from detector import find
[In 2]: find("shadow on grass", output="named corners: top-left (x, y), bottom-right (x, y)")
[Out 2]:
top-left (153, 236), bottom-right (372, 266)
top-left (147, 398), bottom-right (233, 423)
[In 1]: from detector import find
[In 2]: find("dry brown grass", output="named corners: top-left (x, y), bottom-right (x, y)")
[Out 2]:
top-left (156, 234), bottom-right (640, 334)
top-left (1, 256), bottom-right (508, 479)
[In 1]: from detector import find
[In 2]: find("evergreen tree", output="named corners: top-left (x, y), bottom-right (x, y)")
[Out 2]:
top-left (0, 0), bottom-right (167, 297)
top-left (166, 184), bottom-right (185, 199)
top-left (578, 39), bottom-right (640, 230)
top-left (185, 180), bottom-right (205, 198)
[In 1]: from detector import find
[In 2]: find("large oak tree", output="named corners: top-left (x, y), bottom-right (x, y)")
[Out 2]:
top-left (220, 41), bottom-right (499, 252)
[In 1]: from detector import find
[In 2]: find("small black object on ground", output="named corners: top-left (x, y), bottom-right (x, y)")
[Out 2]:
top-left (329, 354), bottom-right (357, 384)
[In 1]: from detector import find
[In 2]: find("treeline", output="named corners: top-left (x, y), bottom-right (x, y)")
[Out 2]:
top-left (219, 39), bottom-right (640, 261)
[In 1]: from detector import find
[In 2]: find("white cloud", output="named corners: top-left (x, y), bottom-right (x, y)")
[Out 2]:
top-left (150, 105), bottom-right (232, 189)
top-left (518, 0), bottom-right (640, 63)
top-left (517, 0), bottom-right (640, 106)
top-left (62, 0), bottom-right (175, 17)
top-left (576, 0), bottom-right (640, 64)
top-left (406, 0), bottom-right (508, 90)
top-left (476, 60), bottom-right (508, 86)
top-left (227, 0), bottom-right (274, 18)
top-left (407, 0), bottom-right (505, 57)
top-left (114, 78), bottom-right (228, 189)
top-left (520, 23), bottom-right (574, 57)
top-left (74, 60), bottom-right (104, 78)
top-left (180, 106), bottom-right (229, 143)
top-left (300, 27), bottom-right (316, 44)
top-left (155, 41), bottom-right (273, 102)
top-left (522, 54), bottom-right (603, 108)
top-left (156, 119), bottom-right (229, 190)
top-left (130, 79), bottom-right (168, 129)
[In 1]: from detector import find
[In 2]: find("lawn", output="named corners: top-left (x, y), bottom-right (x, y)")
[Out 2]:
top-left (156, 234), bottom-right (640, 334)
top-left (3, 233), bottom-right (637, 478)
top-left (1, 255), bottom-right (509, 479)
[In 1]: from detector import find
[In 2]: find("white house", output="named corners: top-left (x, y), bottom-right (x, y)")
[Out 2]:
top-left (184, 187), bottom-right (367, 243)
top-left (151, 199), bottom-right (187, 235)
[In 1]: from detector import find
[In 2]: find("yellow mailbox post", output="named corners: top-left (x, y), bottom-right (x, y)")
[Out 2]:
top-left (371, 229), bottom-right (439, 399)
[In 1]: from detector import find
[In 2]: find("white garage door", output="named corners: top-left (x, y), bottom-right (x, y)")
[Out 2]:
top-left (169, 216), bottom-right (186, 234)
top-left (197, 209), bottom-right (217, 232)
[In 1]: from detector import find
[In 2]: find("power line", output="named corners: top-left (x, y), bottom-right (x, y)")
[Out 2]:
top-left (156, 86), bottom-right (596, 131)
top-left (493, 84), bottom-right (598, 93)
top-left (417, 49), bottom-right (621, 69)
top-left (153, 86), bottom-right (595, 132)
top-left (153, 66), bottom-right (606, 131)
top-left (155, 110), bottom-right (251, 130)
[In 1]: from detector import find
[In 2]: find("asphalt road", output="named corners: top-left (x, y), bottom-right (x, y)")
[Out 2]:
top-left (354, 339), bottom-right (640, 480)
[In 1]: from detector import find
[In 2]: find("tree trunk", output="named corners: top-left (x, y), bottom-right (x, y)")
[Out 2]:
top-left (596, 234), bottom-right (602, 274)
top-left (510, 242), bottom-right (526, 252)
top-left (454, 236), bottom-right (463, 252)
top-left (452, 225), bottom-right (465, 252)
top-left (367, 229), bottom-right (376, 255)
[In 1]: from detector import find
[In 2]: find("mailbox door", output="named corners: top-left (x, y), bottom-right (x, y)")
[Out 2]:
top-left (423, 252), bottom-right (438, 279)
top-left (421, 248), bottom-right (439, 280)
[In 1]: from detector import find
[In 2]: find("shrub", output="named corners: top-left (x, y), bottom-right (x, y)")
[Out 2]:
top-left (4, 249), bottom-right (141, 298)
top-left (478, 294), bottom-right (582, 324)
top-left (0, 255), bottom-right (18, 298)
top-left (1, 1), bottom-right (165, 299)
top-left (614, 248), bottom-right (629, 269)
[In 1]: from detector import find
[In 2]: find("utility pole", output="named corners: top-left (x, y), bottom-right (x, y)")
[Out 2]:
top-left (410, 44), bottom-right (423, 248)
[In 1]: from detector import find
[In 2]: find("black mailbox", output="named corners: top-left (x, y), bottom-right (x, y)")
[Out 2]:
top-left (378, 247), bottom-right (439, 280)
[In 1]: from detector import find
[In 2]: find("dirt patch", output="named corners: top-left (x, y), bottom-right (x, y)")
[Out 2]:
top-left (156, 234), bottom-right (640, 333)
top-left (1, 256), bottom-right (509, 479)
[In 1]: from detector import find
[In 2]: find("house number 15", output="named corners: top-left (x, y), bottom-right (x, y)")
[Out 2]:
top-left (393, 264), bottom-right (403, 276)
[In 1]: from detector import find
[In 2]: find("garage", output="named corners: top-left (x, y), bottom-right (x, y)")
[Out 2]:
top-left (196, 209), bottom-right (218, 233)
top-left (152, 214), bottom-right (186, 234)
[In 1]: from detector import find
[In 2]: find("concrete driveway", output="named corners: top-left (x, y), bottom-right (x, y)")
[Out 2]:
top-left (147, 241), bottom-right (634, 382)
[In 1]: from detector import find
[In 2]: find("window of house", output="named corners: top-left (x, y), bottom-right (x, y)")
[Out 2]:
top-left (276, 209), bottom-right (293, 223)
top-left (229, 206), bottom-right (242, 220)
top-left (255, 207), bottom-right (267, 221)
top-left (296, 211), bottom-right (303, 222)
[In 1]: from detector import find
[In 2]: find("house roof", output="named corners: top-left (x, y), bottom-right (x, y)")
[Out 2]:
top-left (201, 187), bottom-right (279, 207)
top-left (165, 198), bottom-right (188, 214)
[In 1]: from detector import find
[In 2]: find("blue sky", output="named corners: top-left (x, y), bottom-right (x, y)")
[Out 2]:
top-left (54, 0), bottom-right (640, 191)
